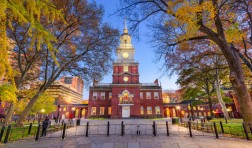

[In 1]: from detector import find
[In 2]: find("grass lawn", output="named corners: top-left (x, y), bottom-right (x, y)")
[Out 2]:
top-left (209, 118), bottom-right (252, 139)
top-left (0, 123), bottom-right (62, 143)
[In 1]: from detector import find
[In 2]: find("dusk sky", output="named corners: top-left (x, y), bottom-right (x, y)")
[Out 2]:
top-left (83, 0), bottom-right (179, 99)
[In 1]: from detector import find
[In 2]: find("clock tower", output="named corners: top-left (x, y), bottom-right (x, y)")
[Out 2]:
top-left (112, 20), bottom-right (139, 84)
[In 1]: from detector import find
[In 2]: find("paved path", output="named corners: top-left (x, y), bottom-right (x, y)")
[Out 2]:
top-left (2, 119), bottom-right (252, 148)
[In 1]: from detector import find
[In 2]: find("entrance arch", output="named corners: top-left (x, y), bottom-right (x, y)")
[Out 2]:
top-left (118, 90), bottom-right (134, 118)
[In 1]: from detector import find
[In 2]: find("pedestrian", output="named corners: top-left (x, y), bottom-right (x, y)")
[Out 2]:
top-left (41, 116), bottom-right (50, 137)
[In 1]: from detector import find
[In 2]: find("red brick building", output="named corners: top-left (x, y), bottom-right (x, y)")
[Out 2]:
top-left (88, 22), bottom-right (163, 118)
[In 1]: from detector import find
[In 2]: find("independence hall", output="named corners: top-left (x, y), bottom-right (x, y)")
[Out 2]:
top-left (88, 23), bottom-right (163, 118)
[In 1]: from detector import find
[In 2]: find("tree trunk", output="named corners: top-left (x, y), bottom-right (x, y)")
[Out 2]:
top-left (206, 80), bottom-right (214, 117)
top-left (214, 54), bottom-right (230, 119)
top-left (215, 80), bottom-right (230, 119)
top-left (3, 102), bottom-right (16, 126)
top-left (3, 103), bottom-right (15, 125)
top-left (16, 92), bottom-right (41, 126)
top-left (216, 41), bottom-right (252, 123)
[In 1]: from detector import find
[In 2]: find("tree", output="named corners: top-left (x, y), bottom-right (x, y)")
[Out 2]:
top-left (15, 91), bottom-right (56, 115)
top-left (0, 0), bottom-right (63, 80)
top-left (0, 84), bottom-right (17, 103)
top-left (119, 0), bottom-right (252, 123)
top-left (14, 0), bottom-right (118, 125)
top-left (1, 0), bottom-right (64, 125)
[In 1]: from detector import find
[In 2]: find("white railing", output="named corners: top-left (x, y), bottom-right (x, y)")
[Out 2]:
top-left (96, 83), bottom-right (111, 86)
top-left (141, 83), bottom-right (159, 86)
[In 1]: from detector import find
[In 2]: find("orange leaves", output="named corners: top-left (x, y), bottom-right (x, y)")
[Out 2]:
top-left (166, 1), bottom-right (216, 41)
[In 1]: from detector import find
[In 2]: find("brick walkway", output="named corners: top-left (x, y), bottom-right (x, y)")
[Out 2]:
top-left (2, 119), bottom-right (252, 148)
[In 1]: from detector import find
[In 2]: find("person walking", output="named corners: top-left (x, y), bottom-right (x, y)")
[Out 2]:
top-left (41, 116), bottom-right (50, 137)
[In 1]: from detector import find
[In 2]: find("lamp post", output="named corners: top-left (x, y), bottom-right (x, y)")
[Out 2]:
top-left (39, 109), bottom-right (45, 123)
top-left (176, 106), bottom-right (181, 123)
top-left (71, 107), bottom-right (76, 119)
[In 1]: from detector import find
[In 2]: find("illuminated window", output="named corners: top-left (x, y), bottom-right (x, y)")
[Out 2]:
top-left (101, 92), bottom-right (105, 100)
top-left (91, 107), bottom-right (96, 115)
top-left (140, 106), bottom-right (144, 114)
top-left (92, 92), bottom-right (97, 100)
top-left (146, 92), bottom-right (151, 99)
top-left (147, 106), bottom-right (152, 114)
top-left (198, 106), bottom-right (201, 110)
top-left (154, 92), bottom-right (159, 99)
top-left (100, 107), bottom-right (104, 115)
top-left (188, 105), bottom-right (191, 110)
top-left (123, 66), bottom-right (128, 72)
top-left (155, 106), bottom-right (160, 114)
top-left (109, 92), bottom-right (112, 99)
top-left (108, 107), bottom-right (111, 115)
top-left (63, 108), bottom-right (66, 111)
top-left (140, 92), bottom-right (143, 99)
top-left (193, 106), bottom-right (196, 110)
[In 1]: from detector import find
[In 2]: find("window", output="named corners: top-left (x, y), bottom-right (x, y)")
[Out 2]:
top-left (91, 107), bottom-right (96, 115)
top-left (155, 106), bottom-right (160, 114)
top-left (154, 92), bottom-right (159, 99)
top-left (140, 92), bottom-right (143, 99)
top-left (92, 92), bottom-right (97, 100)
top-left (193, 106), bottom-right (196, 110)
top-left (198, 106), bottom-right (201, 110)
top-left (140, 106), bottom-right (144, 114)
top-left (146, 92), bottom-right (151, 99)
top-left (63, 107), bottom-right (66, 111)
top-left (64, 77), bottom-right (72, 84)
top-left (109, 92), bottom-right (112, 99)
top-left (123, 66), bottom-right (128, 72)
top-left (100, 107), bottom-right (104, 115)
top-left (147, 106), bottom-right (152, 114)
top-left (101, 92), bottom-right (105, 100)
top-left (108, 107), bottom-right (111, 115)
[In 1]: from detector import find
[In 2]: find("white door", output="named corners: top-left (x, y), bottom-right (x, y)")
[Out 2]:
top-left (122, 107), bottom-right (130, 118)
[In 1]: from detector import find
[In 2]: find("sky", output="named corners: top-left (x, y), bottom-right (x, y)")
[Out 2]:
top-left (83, 0), bottom-right (179, 99)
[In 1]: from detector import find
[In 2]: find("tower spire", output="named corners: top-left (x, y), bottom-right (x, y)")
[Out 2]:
top-left (123, 17), bottom-right (128, 33)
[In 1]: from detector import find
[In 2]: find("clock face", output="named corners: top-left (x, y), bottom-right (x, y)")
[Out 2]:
top-left (122, 52), bottom-right (129, 58)
top-left (123, 76), bottom-right (128, 82)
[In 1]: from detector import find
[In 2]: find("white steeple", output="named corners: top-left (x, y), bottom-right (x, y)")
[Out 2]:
top-left (124, 18), bottom-right (128, 33)
top-left (119, 18), bottom-right (132, 49)
top-left (116, 18), bottom-right (135, 63)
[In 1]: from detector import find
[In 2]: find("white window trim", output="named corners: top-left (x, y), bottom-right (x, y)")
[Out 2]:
top-left (146, 92), bottom-right (151, 99)
top-left (154, 92), bottom-right (159, 99)
top-left (91, 107), bottom-right (96, 115)
top-left (108, 107), bottom-right (112, 115)
top-left (100, 107), bottom-right (104, 115)
top-left (140, 106), bottom-right (144, 114)
top-left (147, 106), bottom-right (152, 114)
top-left (140, 92), bottom-right (143, 99)
top-left (92, 92), bottom-right (97, 100)
top-left (123, 66), bottom-right (128, 72)
top-left (155, 106), bottom-right (160, 114)
top-left (101, 92), bottom-right (105, 100)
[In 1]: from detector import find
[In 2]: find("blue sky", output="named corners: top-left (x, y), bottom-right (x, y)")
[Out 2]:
top-left (83, 0), bottom-right (179, 99)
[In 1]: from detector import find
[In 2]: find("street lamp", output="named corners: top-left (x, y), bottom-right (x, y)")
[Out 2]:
top-left (71, 107), bottom-right (76, 118)
top-left (176, 106), bottom-right (181, 123)
top-left (39, 109), bottom-right (45, 123)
